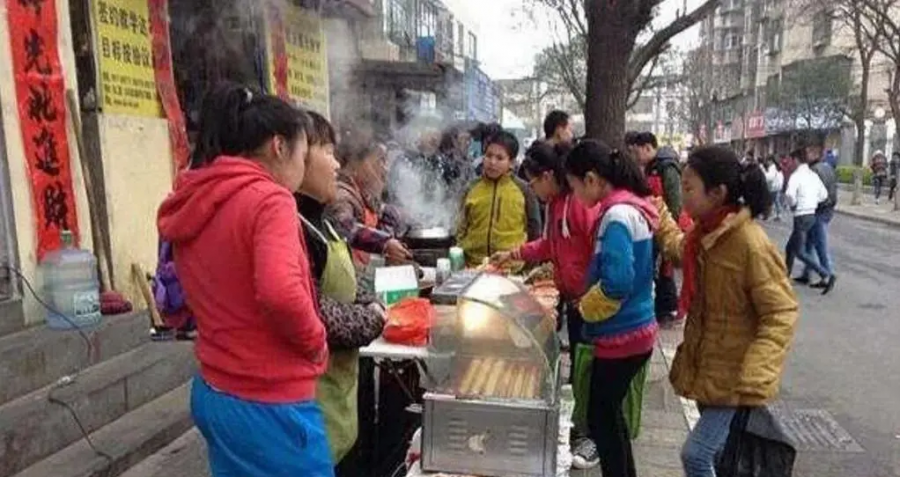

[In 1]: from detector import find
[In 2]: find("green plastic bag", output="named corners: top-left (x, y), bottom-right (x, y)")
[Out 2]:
top-left (572, 344), bottom-right (648, 440)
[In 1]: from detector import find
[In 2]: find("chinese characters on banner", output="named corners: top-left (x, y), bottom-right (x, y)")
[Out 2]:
top-left (148, 0), bottom-right (190, 173)
top-left (7, 0), bottom-right (81, 259)
top-left (266, 2), bottom-right (330, 118)
top-left (92, 0), bottom-right (162, 117)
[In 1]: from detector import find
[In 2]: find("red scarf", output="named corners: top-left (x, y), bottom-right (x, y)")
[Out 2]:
top-left (678, 205), bottom-right (740, 318)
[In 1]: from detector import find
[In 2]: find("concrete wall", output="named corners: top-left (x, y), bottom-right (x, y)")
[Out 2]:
top-left (0, 0), bottom-right (94, 326)
top-left (95, 114), bottom-right (172, 304)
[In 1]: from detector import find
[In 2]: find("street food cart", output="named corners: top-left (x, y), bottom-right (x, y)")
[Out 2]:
top-left (419, 273), bottom-right (561, 477)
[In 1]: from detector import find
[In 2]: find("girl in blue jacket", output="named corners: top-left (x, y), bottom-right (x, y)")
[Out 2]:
top-left (564, 140), bottom-right (660, 477)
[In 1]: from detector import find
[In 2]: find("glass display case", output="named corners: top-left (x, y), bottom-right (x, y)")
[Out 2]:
top-left (421, 273), bottom-right (561, 477)
top-left (426, 273), bottom-right (559, 402)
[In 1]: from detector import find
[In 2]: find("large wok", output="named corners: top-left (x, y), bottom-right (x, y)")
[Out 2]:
top-left (403, 226), bottom-right (454, 250)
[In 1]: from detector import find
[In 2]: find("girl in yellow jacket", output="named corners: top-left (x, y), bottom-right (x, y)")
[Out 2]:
top-left (655, 146), bottom-right (799, 477)
top-left (457, 131), bottom-right (542, 266)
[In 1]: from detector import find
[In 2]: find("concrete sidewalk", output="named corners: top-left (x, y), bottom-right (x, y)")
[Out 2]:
top-left (834, 186), bottom-right (900, 228)
top-left (572, 326), bottom-right (692, 477)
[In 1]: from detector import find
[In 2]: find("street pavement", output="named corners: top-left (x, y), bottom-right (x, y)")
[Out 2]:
top-left (835, 187), bottom-right (900, 228)
top-left (613, 211), bottom-right (900, 477)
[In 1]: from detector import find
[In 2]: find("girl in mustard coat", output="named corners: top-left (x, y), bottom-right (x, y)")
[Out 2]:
top-left (655, 146), bottom-right (799, 477)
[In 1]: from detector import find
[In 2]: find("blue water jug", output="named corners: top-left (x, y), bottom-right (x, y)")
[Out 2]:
top-left (40, 230), bottom-right (101, 329)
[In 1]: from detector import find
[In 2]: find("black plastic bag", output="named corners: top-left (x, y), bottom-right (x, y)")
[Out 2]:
top-left (715, 406), bottom-right (797, 477)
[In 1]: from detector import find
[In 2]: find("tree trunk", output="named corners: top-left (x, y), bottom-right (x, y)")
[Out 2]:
top-left (584, 2), bottom-right (636, 145)
top-left (854, 61), bottom-right (870, 167)
top-left (889, 66), bottom-right (900, 211)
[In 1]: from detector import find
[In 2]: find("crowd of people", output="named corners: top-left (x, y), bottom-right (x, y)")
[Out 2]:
top-left (155, 83), bottom-right (802, 477)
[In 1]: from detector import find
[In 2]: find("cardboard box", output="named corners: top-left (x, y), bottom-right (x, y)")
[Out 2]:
top-left (375, 265), bottom-right (419, 306)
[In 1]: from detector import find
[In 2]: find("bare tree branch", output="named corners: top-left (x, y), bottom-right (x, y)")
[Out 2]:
top-left (628, 0), bottom-right (720, 82)
top-left (627, 52), bottom-right (665, 109)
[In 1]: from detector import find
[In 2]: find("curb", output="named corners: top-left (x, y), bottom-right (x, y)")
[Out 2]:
top-left (834, 206), bottom-right (900, 228)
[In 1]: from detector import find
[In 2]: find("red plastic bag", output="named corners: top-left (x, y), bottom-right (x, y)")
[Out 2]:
top-left (383, 298), bottom-right (435, 346)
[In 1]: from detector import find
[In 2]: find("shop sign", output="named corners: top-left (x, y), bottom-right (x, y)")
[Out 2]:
top-left (747, 112), bottom-right (766, 139)
top-left (713, 121), bottom-right (732, 144)
top-left (266, 3), bottom-right (330, 118)
top-left (7, 0), bottom-right (81, 258)
top-left (91, 0), bottom-right (162, 117)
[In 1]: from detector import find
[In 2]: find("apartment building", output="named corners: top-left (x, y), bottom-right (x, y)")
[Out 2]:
top-left (696, 0), bottom-right (897, 162)
top-left (625, 72), bottom-right (691, 147)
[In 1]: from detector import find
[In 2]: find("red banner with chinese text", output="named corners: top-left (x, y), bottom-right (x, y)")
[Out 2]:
top-left (7, 0), bottom-right (80, 260)
top-left (148, 0), bottom-right (189, 175)
top-left (267, 3), bottom-right (290, 99)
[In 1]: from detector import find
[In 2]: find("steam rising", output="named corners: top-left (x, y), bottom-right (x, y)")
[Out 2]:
top-left (389, 157), bottom-right (460, 232)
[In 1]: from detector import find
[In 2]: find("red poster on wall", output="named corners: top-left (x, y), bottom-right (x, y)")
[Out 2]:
top-left (148, 0), bottom-right (190, 175)
top-left (267, 3), bottom-right (290, 99)
top-left (7, 0), bottom-right (80, 260)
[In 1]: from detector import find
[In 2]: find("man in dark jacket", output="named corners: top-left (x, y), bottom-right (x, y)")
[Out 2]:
top-left (796, 133), bottom-right (837, 294)
top-left (627, 132), bottom-right (684, 325)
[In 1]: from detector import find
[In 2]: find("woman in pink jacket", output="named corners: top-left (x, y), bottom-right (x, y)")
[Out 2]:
top-left (491, 140), bottom-right (601, 468)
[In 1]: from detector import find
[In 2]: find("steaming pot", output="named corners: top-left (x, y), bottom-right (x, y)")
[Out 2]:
top-left (404, 226), bottom-right (454, 267)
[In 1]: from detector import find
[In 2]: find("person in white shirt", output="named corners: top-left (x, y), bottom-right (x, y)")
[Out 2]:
top-left (764, 155), bottom-right (785, 220)
top-left (784, 150), bottom-right (832, 283)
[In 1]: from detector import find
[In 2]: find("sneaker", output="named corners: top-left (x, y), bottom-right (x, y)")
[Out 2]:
top-left (571, 437), bottom-right (599, 469)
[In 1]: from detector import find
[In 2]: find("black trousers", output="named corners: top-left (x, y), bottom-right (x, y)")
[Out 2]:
top-left (588, 352), bottom-right (652, 477)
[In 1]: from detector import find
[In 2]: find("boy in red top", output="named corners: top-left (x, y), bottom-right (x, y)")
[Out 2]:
top-left (626, 132), bottom-right (690, 326)
top-left (157, 83), bottom-right (332, 476)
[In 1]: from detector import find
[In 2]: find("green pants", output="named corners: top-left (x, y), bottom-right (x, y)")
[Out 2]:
top-left (572, 344), bottom-right (648, 440)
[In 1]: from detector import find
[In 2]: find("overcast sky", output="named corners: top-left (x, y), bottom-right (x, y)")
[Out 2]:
top-left (466, 0), bottom-right (706, 79)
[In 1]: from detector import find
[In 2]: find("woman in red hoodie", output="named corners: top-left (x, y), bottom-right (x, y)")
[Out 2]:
top-left (490, 140), bottom-right (602, 468)
top-left (157, 83), bottom-right (332, 476)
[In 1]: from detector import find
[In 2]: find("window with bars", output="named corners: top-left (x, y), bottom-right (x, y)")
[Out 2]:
top-left (385, 0), bottom-right (414, 46)
top-left (417, 0), bottom-right (437, 37)
top-left (812, 9), bottom-right (832, 47)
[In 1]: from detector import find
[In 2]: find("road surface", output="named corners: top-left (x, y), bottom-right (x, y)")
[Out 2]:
top-left (765, 214), bottom-right (900, 477)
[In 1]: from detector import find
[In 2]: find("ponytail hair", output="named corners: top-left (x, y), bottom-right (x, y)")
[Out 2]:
top-left (190, 81), bottom-right (310, 169)
top-left (686, 146), bottom-right (772, 218)
top-left (564, 139), bottom-right (652, 197)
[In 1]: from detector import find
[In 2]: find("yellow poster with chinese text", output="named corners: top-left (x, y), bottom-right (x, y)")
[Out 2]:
top-left (92, 0), bottom-right (162, 117)
top-left (266, 3), bottom-right (330, 118)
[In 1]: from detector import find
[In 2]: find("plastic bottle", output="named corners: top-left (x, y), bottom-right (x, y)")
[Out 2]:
top-left (40, 230), bottom-right (101, 329)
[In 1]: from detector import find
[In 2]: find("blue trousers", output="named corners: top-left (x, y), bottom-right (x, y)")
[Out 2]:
top-left (191, 376), bottom-right (335, 477)
top-left (802, 208), bottom-right (833, 279)
top-left (786, 214), bottom-right (830, 278)
top-left (681, 406), bottom-right (737, 477)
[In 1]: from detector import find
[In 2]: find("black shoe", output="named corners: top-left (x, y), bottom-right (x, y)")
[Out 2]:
top-left (822, 275), bottom-right (837, 295)
top-left (809, 280), bottom-right (828, 289)
top-left (793, 276), bottom-right (811, 285)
